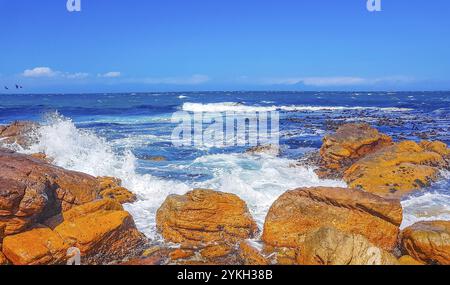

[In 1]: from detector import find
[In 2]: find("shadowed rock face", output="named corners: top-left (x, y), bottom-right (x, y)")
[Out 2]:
top-left (344, 141), bottom-right (449, 199)
top-left (156, 189), bottom-right (257, 246)
top-left (296, 227), bottom-right (399, 265)
top-left (0, 148), bottom-right (99, 239)
top-left (316, 123), bottom-right (393, 179)
top-left (262, 187), bottom-right (402, 252)
top-left (400, 221), bottom-right (450, 265)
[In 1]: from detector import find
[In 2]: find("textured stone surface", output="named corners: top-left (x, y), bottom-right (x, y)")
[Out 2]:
top-left (156, 189), bottom-right (257, 246)
top-left (262, 187), bottom-right (402, 251)
top-left (296, 227), bottom-right (398, 265)
top-left (316, 123), bottom-right (392, 178)
top-left (400, 221), bottom-right (450, 265)
top-left (344, 141), bottom-right (448, 199)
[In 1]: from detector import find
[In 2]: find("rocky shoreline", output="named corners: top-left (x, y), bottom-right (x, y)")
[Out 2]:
top-left (1, 121), bottom-right (449, 265)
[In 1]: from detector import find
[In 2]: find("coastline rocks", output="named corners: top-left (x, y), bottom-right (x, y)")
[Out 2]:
top-left (96, 176), bottom-right (137, 204)
top-left (3, 200), bottom-right (147, 265)
top-left (398, 255), bottom-right (424, 265)
top-left (2, 226), bottom-right (69, 265)
top-left (316, 124), bottom-right (392, 178)
top-left (156, 189), bottom-right (257, 246)
top-left (344, 141), bottom-right (448, 199)
top-left (400, 221), bottom-right (450, 265)
top-left (262, 187), bottom-right (402, 251)
top-left (54, 205), bottom-right (147, 265)
top-left (0, 149), bottom-right (99, 238)
top-left (0, 121), bottom-right (38, 148)
top-left (296, 227), bottom-right (398, 265)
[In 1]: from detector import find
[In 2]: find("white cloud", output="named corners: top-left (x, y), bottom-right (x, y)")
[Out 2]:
top-left (99, 71), bottom-right (121, 78)
top-left (22, 67), bottom-right (90, 80)
top-left (22, 67), bottom-right (56, 78)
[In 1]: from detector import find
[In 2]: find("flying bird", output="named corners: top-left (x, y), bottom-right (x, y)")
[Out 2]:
top-left (4, 86), bottom-right (8, 90)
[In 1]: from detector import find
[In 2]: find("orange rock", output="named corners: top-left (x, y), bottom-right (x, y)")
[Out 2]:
top-left (400, 221), bottom-right (450, 265)
top-left (62, 199), bottom-right (123, 221)
top-left (296, 227), bottom-right (398, 265)
top-left (0, 250), bottom-right (8, 265)
top-left (344, 141), bottom-right (448, 199)
top-left (96, 176), bottom-right (136, 204)
top-left (2, 227), bottom-right (69, 265)
top-left (239, 241), bottom-right (269, 265)
top-left (200, 244), bottom-right (233, 259)
top-left (0, 149), bottom-right (99, 239)
top-left (170, 248), bottom-right (195, 260)
top-left (156, 189), bottom-right (257, 245)
top-left (262, 187), bottom-right (402, 251)
top-left (419, 141), bottom-right (450, 158)
top-left (316, 123), bottom-right (392, 178)
top-left (398, 255), bottom-right (424, 265)
top-left (54, 209), bottom-right (147, 264)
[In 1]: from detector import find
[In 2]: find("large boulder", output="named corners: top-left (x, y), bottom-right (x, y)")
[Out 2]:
top-left (156, 189), bottom-right (257, 246)
top-left (296, 227), bottom-right (398, 265)
top-left (262, 187), bottom-right (402, 251)
top-left (344, 141), bottom-right (449, 199)
top-left (3, 199), bottom-right (147, 265)
top-left (316, 124), bottom-right (392, 178)
top-left (0, 121), bottom-right (38, 148)
top-left (400, 221), bottom-right (450, 265)
top-left (0, 149), bottom-right (99, 239)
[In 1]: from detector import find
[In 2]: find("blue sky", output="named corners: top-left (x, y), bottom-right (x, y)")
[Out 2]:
top-left (0, 0), bottom-right (449, 93)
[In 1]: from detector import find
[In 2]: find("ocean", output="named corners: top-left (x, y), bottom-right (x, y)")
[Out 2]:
top-left (1, 91), bottom-right (449, 240)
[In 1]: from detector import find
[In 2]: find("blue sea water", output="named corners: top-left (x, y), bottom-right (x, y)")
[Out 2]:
top-left (1, 91), bottom-right (450, 239)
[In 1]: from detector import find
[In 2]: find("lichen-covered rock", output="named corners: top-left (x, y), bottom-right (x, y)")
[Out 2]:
top-left (296, 227), bottom-right (398, 265)
top-left (316, 124), bottom-right (392, 178)
top-left (344, 141), bottom-right (448, 199)
top-left (262, 187), bottom-right (402, 251)
top-left (96, 176), bottom-right (136, 204)
top-left (400, 221), bottom-right (450, 265)
top-left (2, 227), bottom-right (69, 265)
top-left (156, 189), bottom-right (257, 246)
top-left (0, 149), bottom-right (99, 239)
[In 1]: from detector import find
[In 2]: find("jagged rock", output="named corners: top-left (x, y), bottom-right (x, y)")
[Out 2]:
top-left (344, 141), bottom-right (449, 199)
top-left (96, 176), bottom-right (136, 204)
top-left (262, 187), bottom-right (402, 251)
top-left (296, 227), bottom-right (398, 265)
top-left (0, 249), bottom-right (8, 265)
top-left (0, 149), bottom-right (99, 239)
top-left (400, 221), bottom-right (450, 265)
top-left (0, 121), bottom-right (38, 148)
top-left (316, 123), bottom-right (392, 178)
top-left (156, 189), bottom-right (257, 246)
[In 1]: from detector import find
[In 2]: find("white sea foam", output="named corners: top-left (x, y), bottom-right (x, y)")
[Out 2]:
top-left (24, 114), bottom-right (190, 239)
top-left (182, 102), bottom-right (413, 113)
top-left (21, 113), bottom-right (449, 240)
top-left (401, 192), bottom-right (450, 229)
top-left (190, 153), bottom-right (347, 228)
